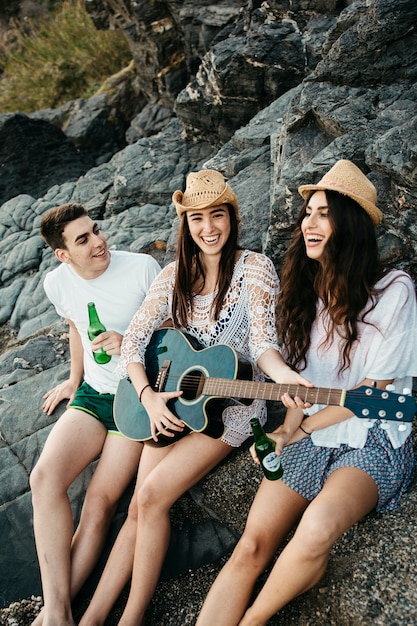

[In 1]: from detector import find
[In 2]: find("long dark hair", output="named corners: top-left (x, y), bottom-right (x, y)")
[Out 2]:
top-left (277, 190), bottom-right (387, 373)
top-left (172, 204), bottom-right (240, 328)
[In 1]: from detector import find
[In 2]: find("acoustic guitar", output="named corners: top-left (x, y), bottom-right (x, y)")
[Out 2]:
top-left (114, 328), bottom-right (416, 445)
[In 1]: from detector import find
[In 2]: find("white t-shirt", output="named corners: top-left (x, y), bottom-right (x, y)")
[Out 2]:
top-left (297, 270), bottom-right (417, 449)
top-left (44, 250), bottom-right (161, 394)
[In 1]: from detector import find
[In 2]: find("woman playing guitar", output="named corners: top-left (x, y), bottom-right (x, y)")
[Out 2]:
top-left (79, 169), bottom-right (310, 625)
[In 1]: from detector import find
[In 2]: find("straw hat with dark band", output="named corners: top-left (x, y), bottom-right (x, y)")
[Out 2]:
top-left (298, 160), bottom-right (382, 225)
top-left (172, 169), bottom-right (240, 222)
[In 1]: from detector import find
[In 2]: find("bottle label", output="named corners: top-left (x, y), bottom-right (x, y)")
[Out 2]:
top-left (262, 452), bottom-right (281, 472)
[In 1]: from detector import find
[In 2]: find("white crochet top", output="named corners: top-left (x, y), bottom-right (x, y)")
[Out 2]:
top-left (119, 250), bottom-right (280, 446)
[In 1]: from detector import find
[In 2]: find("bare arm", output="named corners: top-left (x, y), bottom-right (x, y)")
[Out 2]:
top-left (253, 377), bottom-right (395, 462)
top-left (42, 319), bottom-right (84, 415)
top-left (257, 348), bottom-right (313, 388)
top-left (296, 377), bottom-right (394, 435)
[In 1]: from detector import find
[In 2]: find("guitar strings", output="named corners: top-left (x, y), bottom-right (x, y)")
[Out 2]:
top-left (154, 372), bottom-right (408, 401)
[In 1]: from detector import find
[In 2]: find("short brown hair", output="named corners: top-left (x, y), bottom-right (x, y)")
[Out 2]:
top-left (40, 202), bottom-right (87, 250)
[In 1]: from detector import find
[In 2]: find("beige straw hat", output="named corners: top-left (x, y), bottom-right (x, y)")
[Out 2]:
top-left (172, 169), bottom-right (240, 221)
top-left (298, 160), bottom-right (382, 225)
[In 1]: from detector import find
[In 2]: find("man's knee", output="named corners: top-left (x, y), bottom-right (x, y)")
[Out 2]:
top-left (78, 493), bottom-right (117, 536)
top-left (30, 455), bottom-right (73, 500)
top-left (30, 459), bottom-right (48, 495)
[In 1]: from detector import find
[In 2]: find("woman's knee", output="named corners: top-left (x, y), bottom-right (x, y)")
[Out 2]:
top-left (135, 478), bottom-right (168, 518)
top-left (230, 531), bottom-right (273, 572)
top-left (124, 489), bottom-right (139, 524)
top-left (295, 507), bottom-right (340, 557)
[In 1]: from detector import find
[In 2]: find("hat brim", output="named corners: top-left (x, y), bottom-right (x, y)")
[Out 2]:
top-left (298, 183), bottom-right (382, 225)
top-left (173, 187), bottom-right (240, 221)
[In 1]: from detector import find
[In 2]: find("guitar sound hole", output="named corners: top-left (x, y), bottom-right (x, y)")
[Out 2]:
top-left (181, 370), bottom-right (205, 400)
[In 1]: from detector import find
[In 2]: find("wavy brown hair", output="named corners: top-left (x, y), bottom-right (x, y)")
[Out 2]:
top-left (172, 204), bottom-right (241, 329)
top-left (277, 190), bottom-right (388, 373)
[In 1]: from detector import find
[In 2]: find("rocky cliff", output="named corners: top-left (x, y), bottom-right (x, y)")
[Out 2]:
top-left (0, 1), bottom-right (416, 624)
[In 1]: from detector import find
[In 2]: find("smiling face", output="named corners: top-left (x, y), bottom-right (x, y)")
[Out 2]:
top-left (186, 204), bottom-right (231, 259)
top-left (55, 215), bottom-right (110, 279)
top-left (301, 190), bottom-right (333, 263)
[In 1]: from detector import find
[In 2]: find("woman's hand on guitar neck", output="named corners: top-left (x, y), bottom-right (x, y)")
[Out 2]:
top-left (140, 385), bottom-right (185, 442)
top-left (257, 348), bottom-right (313, 406)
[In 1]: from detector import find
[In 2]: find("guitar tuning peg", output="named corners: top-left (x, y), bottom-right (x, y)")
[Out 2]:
top-left (385, 384), bottom-right (395, 391)
top-left (402, 388), bottom-right (411, 395)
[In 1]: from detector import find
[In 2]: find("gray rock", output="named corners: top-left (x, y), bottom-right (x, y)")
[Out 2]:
top-left (126, 101), bottom-right (174, 143)
top-left (313, 0), bottom-right (417, 86)
top-left (1, 236), bottom-right (44, 284)
top-left (0, 113), bottom-right (94, 207)
top-left (175, 13), bottom-right (307, 142)
top-left (0, 280), bottom-right (25, 326)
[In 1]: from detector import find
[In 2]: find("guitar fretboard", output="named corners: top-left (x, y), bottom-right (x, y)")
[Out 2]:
top-left (202, 378), bottom-right (347, 407)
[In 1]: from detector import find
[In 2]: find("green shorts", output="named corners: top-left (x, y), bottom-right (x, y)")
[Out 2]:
top-left (69, 381), bottom-right (119, 434)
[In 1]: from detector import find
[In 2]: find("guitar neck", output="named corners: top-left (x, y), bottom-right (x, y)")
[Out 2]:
top-left (203, 378), bottom-right (346, 407)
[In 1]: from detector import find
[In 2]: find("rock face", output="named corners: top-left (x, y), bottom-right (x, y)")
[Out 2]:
top-left (0, 113), bottom-right (94, 207)
top-left (1, 0), bottom-right (417, 623)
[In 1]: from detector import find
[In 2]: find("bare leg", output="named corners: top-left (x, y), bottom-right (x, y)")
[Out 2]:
top-left (196, 479), bottom-right (308, 626)
top-left (239, 467), bottom-right (378, 626)
top-left (30, 410), bottom-right (107, 626)
top-left (119, 434), bottom-right (232, 625)
top-left (31, 430), bottom-right (142, 626)
top-left (78, 491), bottom-right (141, 626)
top-left (69, 434), bottom-right (142, 598)
top-left (79, 442), bottom-right (176, 626)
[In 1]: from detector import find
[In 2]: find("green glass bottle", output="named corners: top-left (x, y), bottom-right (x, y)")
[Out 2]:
top-left (87, 302), bottom-right (111, 365)
top-left (250, 417), bottom-right (283, 480)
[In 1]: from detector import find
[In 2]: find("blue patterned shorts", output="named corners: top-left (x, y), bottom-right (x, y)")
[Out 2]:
top-left (280, 423), bottom-right (415, 512)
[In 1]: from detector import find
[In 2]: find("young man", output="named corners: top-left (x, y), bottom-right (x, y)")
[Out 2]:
top-left (30, 202), bottom-right (161, 626)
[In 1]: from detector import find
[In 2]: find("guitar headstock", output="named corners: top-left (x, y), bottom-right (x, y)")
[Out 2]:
top-left (345, 386), bottom-right (416, 423)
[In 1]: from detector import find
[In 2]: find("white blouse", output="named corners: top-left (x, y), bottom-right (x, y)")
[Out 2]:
top-left (297, 270), bottom-right (417, 449)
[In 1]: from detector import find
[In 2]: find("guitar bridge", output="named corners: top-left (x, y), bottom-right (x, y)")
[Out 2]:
top-left (154, 359), bottom-right (171, 392)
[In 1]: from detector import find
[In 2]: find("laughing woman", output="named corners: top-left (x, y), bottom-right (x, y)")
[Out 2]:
top-left (196, 160), bottom-right (417, 626)
top-left (79, 169), bottom-right (310, 626)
